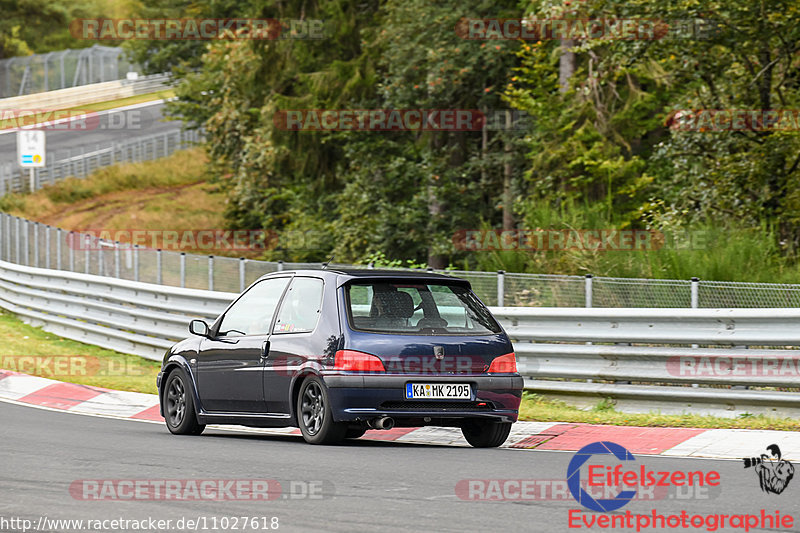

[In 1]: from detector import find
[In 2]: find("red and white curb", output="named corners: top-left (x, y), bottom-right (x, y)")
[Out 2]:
top-left (2, 369), bottom-right (798, 459)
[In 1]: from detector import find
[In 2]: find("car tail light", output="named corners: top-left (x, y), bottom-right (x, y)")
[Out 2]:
top-left (487, 353), bottom-right (517, 373)
top-left (334, 350), bottom-right (386, 372)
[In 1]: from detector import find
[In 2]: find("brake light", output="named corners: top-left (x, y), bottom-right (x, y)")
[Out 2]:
top-left (488, 353), bottom-right (517, 373)
top-left (334, 350), bottom-right (386, 372)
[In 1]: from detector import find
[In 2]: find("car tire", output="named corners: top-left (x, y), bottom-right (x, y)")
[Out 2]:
top-left (461, 420), bottom-right (511, 448)
top-left (344, 426), bottom-right (368, 439)
top-left (297, 376), bottom-right (346, 445)
top-left (164, 368), bottom-right (205, 436)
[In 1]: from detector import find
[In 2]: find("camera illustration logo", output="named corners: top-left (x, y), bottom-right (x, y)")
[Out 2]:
top-left (567, 441), bottom-right (637, 512)
top-left (743, 444), bottom-right (794, 495)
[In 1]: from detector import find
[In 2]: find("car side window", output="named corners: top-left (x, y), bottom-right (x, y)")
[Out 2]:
top-left (218, 277), bottom-right (290, 336)
top-left (272, 277), bottom-right (324, 334)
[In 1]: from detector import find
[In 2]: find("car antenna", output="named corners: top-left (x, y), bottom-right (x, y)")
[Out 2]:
top-left (322, 254), bottom-right (335, 269)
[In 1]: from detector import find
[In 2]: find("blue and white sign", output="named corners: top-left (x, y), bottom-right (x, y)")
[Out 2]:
top-left (17, 130), bottom-right (45, 168)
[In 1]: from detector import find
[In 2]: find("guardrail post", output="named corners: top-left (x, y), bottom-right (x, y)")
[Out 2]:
top-left (45, 225), bottom-right (51, 268)
top-left (22, 219), bottom-right (29, 266)
top-left (98, 242), bottom-right (104, 275)
top-left (56, 228), bottom-right (61, 270)
top-left (32, 222), bottom-right (39, 267)
top-left (2, 214), bottom-right (7, 261)
top-left (585, 274), bottom-right (593, 308)
top-left (584, 274), bottom-right (594, 349)
top-left (156, 249), bottom-right (162, 284)
top-left (67, 232), bottom-right (74, 271)
top-left (4, 214), bottom-right (10, 261)
top-left (180, 252), bottom-right (186, 288)
top-left (208, 255), bottom-right (214, 291)
top-left (133, 245), bottom-right (139, 282)
top-left (14, 217), bottom-right (20, 264)
top-left (239, 257), bottom-right (246, 292)
top-left (84, 240), bottom-right (89, 274)
top-left (114, 243), bottom-right (120, 278)
top-left (497, 270), bottom-right (505, 307)
top-left (277, 260), bottom-right (284, 272)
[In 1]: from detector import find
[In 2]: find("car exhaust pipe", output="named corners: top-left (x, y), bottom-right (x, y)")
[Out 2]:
top-left (369, 416), bottom-right (394, 430)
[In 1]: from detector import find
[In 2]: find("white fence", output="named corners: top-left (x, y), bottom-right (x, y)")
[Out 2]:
top-left (5, 213), bottom-right (800, 308)
top-left (0, 46), bottom-right (139, 98)
top-left (1, 259), bottom-right (798, 417)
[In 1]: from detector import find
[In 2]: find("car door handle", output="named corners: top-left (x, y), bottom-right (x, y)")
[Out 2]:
top-left (260, 340), bottom-right (271, 360)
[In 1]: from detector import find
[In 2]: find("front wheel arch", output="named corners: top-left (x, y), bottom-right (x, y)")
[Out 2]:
top-left (163, 366), bottom-right (205, 435)
top-left (160, 360), bottom-right (201, 418)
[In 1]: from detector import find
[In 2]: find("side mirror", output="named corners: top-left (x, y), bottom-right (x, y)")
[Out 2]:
top-left (189, 319), bottom-right (210, 338)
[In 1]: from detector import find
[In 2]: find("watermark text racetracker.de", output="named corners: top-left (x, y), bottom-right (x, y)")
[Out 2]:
top-left (0, 109), bottom-right (146, 132)
top-left (69, 479), bottom-right (331, 501)
top-left (66, 229), bottom-right (325, 253)
top-left (71, 18), bottom-right (324, 40)
top-left (273, 109), bottom-right (530, 132)
top-left (0, 355), bottom-right (148, 377)
top-left (668, 355), bottom-right (800, 378)
top-left (456, 477), bottom-right (719, 502)
top-left (453, 229), bottom-right (708, 252)
top-left (455, 17), bottom-right (719, 40)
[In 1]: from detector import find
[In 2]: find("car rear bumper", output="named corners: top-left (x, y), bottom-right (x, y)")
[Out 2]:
top-left (322, 373), bottom-right (523, 424)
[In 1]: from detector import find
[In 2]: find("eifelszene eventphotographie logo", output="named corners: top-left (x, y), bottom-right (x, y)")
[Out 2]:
top-left (743, 444), bottom-right (794, 495)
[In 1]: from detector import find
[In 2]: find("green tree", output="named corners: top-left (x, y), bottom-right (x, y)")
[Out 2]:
top-left (0, 0), bottom-right (106, 57)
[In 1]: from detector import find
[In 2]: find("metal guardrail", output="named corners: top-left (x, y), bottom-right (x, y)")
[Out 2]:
top-left (0, 73), bottom-right (169, 112)
top-left (0, 258), bottom-right (798, 417)
top-left (0, 128), bottom-right (201, 194)
top-left (0, 259), bottom-right (231, 360)
top-left (493, 307), bottom-right (800, 345)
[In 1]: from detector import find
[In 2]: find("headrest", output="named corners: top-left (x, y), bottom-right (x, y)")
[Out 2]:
top-left (375, 290), bottom-right (415, 319)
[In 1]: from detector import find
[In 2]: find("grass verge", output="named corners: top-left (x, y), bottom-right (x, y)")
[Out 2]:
top-left (0, 148), bottom-right (237, 255)
top-left (519, 392), bottom-right (800, 431)
top-left (0, 309), bottom-right (159, 394)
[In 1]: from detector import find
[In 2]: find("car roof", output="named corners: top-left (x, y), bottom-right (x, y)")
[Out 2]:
top-left (256, 268), bottom-right (470, 287)
top-left (328, 268), bottom-right (458, 279)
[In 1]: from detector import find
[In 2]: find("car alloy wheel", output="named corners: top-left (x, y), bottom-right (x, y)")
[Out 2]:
top-left (297, 376), bottom-right (346, 444)
top-left (167, 376), bottom-right (186, 427)
top-left (301, 380), bottom-right (325, 435)
top-left (164, 368), bottom-right (205, 436)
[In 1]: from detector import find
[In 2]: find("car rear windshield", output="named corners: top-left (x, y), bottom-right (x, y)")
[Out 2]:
top-left (345, 280), bottom-right (502, 335)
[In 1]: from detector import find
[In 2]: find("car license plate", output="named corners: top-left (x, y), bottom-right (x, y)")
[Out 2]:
top-left (405, 383), bottom-right (471, 399)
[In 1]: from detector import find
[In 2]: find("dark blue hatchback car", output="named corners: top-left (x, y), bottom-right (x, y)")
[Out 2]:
top-left (157, 269), bottom-right (523, 447)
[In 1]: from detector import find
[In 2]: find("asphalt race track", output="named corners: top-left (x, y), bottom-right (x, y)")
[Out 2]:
top-left (0, 102), bottom-right (180, 164)
top-left (2, 401), bottom-right (799, 532)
